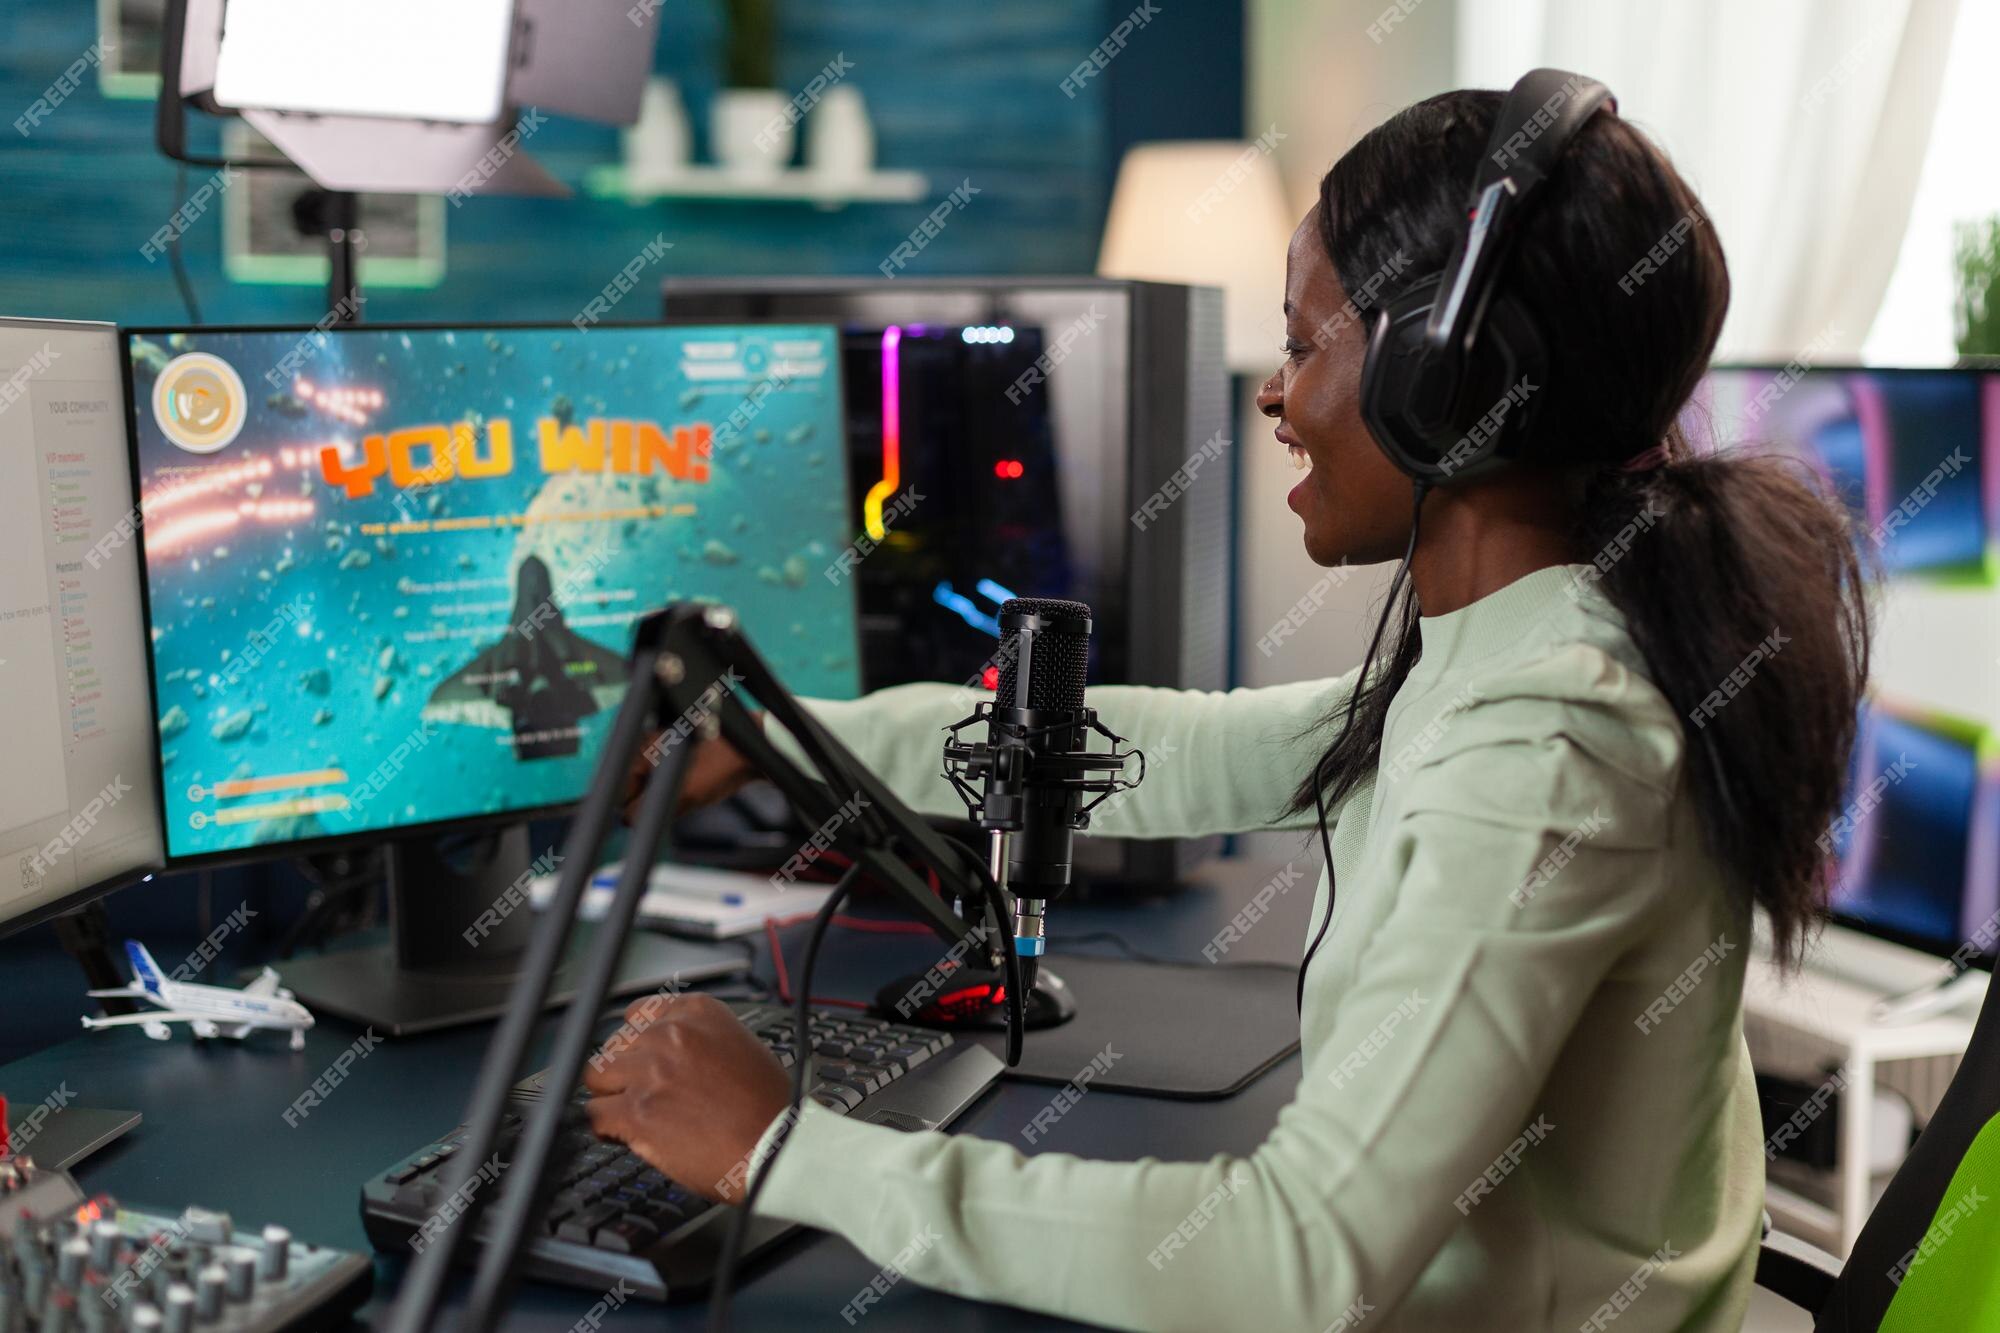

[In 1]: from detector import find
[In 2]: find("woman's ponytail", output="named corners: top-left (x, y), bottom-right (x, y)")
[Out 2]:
top-left (1577, 439), bottom-right (1872, 962)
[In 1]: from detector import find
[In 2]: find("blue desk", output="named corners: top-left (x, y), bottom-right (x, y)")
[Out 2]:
top-left (0, 858), bottom-right (1307, 1328)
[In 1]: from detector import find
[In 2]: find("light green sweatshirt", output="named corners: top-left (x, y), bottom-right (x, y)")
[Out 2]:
top-left (753, 565), bottom-right (1763, 1331)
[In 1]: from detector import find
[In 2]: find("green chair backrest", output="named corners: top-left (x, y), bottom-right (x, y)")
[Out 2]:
top-left (1878, 1109), bottom-right (2000, 1332)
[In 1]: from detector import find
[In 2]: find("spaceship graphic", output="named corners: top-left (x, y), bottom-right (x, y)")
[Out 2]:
top-left (422, 555), bottom-right (629, 759)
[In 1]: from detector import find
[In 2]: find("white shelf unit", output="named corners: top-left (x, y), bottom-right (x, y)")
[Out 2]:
top-left (1742, 951), bottom-right (1981, 1254)
top-left (584, 164), bottom-right (928, 211)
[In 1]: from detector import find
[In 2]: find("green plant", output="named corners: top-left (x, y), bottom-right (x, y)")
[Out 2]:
top-left (720, 0), bottom-right (777, 89)
top-left (1953, 214), bottom-right (2000, 357)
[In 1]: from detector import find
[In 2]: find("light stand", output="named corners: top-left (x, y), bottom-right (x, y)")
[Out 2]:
top-left (383, 603), bottom-right (1020, 1333)
top-left (290, 187), bottom-right (366, 325)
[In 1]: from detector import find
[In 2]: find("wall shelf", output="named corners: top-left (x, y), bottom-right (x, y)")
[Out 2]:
top-left (583, 164), bottom-right (928, 211)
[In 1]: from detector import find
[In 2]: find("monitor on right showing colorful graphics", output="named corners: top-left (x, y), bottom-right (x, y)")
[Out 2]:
top-left (1822, 701), bottom-right (1998, 968)
top-left (1688, 366), bottom-right (1998, 583)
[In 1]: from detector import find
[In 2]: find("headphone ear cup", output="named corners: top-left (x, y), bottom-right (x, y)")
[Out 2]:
top-left (1456, 292), bottom-right (1548, 471)
top-left (1359, 276), bottom-right (1450, 476)
top-left (1361, 280), bottom-right (1550, 482)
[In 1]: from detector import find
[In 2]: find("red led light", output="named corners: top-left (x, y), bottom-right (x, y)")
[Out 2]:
top-left (993, 459), bottom-right (1024, 479)
top-left (981, 665), bottom-right (1000, 691)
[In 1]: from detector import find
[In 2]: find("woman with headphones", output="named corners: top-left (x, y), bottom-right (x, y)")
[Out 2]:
top-left (585, 72), bottom-right (1871, 1330)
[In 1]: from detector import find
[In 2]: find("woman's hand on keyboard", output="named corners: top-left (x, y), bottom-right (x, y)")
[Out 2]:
top-left (583, 992), bottom-right (791, 1202)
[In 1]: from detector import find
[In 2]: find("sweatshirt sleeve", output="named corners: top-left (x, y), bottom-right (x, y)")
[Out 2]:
top-left (745, 728), bottom-right (1676, 1331)
top-left (763, 674), bottom-right (1357, 839)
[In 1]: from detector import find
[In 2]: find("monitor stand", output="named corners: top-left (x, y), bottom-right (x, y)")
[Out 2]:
top-left (268, 826), bottom-right (747, 1037)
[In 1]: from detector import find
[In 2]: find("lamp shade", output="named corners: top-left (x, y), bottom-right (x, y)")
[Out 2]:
top-left (1097, 140), bottom-right (1295, 373)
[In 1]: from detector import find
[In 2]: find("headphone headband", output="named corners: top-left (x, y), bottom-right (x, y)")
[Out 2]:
top-left (1360, 69), bottom-right (1616, 483)
top-left (1423, 70), bottom-right (1614, 393)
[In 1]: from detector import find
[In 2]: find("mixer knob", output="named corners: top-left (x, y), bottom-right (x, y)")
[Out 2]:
top-left (88, 1220), bottom-right (121, 1269)
top-left (257, 1225), bottom-right (290, 1282)
top-left (224, 1249), bottom-right (255, 1302)
top-left (195, 1266), bottom-right (226, 1321)
top-left (163, 1283), bottom-right (196, 1333)
top-left (58, 1237), bottom-right (88, 1286)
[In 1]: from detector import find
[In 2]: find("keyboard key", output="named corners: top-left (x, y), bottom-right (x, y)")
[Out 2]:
top-left (593, 1218), bottom-right (659, 1254)
top-left (556, 1204), bottom-right (621, 1244)
top-left (818, 1063), bottom-right (887, 1094)
top-left (886, 1044), bottom-right (930, 1070)
top-left (809, 1083), bottom-right (864, 1111)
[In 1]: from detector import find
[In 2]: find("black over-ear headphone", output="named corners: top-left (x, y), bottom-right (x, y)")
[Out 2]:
top-left (1359, 68), bottom-right (1616, 483)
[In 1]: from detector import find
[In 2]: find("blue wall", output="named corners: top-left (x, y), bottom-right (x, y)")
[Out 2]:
top-left (1, 1), bottom-right (1144, 327)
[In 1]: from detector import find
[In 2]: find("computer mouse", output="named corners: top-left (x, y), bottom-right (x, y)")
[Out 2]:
top-left (871, 965), bottom-right (1075, 1030)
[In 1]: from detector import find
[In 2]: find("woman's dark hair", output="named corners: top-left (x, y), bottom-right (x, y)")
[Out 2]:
top-left (1292, 90), bottom-right (1872, 964)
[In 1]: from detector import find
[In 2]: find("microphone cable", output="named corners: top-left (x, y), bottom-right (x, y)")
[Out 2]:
top-left (1296, 479), bottom-right (1430, 1013)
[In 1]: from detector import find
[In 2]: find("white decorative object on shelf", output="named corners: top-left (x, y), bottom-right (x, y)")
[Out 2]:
top-left (806, 84), bottom-right (875, 180)
top-left (623, 77), bottom-right (691, 176)
top-left (711, 87), bottom-right (793, 175)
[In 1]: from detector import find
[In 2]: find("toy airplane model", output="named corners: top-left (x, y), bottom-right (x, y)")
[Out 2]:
top-left (81, 941), bottom-right (314, 1050)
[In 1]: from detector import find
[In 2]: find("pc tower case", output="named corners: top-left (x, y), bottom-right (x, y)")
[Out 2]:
top-left (661, 277), bottom-right (1230, 889)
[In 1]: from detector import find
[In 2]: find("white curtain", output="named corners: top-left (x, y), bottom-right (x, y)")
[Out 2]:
top-left (1455, 0), bottom-right (1964, 361)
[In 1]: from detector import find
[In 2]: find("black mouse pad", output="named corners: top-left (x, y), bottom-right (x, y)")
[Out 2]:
top-left (965, 954), bottom-right (1301, 1100)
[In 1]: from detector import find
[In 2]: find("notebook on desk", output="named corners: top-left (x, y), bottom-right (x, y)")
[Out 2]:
top-left (528, 862), bottom-right (835, 939)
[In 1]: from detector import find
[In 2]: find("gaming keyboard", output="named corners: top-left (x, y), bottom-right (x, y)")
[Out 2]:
top-left (0, 1157), bottom-right (371, 1330)
top-left (361, 1000), bottom-right (1004, 1301)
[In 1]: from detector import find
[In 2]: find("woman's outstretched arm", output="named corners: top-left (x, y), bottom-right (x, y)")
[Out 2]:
top-left (765, 675), bottom-right (1359, 839)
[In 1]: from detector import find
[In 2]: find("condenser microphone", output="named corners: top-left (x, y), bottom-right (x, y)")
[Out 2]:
top-left (942, 598), bottom-right (1142, 1000)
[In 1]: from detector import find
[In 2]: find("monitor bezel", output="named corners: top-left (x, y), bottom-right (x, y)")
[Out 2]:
top-left (0, 316), bottom-right (169, 935)
top-left (1823, 914), bottom-right (1996, 972)
top-left (120, 319), bottom-right (862, 872)
top-left (0, 865), bottom-right (163, 942)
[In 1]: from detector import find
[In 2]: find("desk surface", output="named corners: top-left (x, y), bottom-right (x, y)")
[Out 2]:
top-left (0, 857), bottom-right (1312, 1330)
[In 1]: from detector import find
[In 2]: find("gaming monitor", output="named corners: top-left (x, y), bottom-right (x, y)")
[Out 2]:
top-left (1826, 702), bottom-right (1998, 969)
top-left (0, 319), bottom-right (165, 938)
top-left (120, 322), bottom-right (845, 1030)
top-left (1692, 366), bottom-right (1997, 583)
top-left (123, 322), bottom-right (860, 864)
